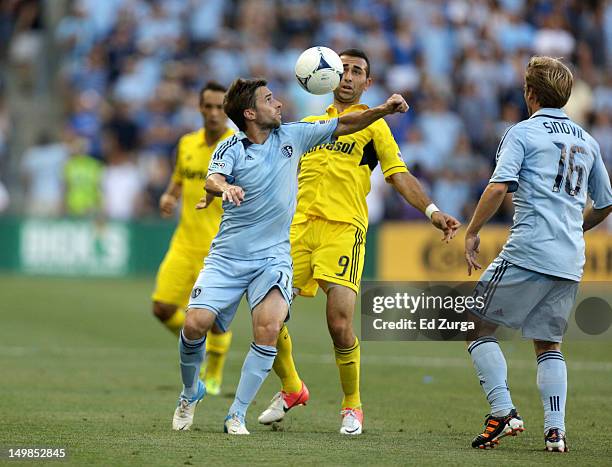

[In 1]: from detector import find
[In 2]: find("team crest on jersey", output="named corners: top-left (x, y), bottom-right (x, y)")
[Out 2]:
top-left (281, 144), bottom-right (294, 158)
top-left (191, 287), bottom-right (201, 299)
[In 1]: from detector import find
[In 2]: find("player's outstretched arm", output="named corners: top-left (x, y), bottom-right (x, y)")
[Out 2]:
top-left (464, 182), bottom-right (508, 275)
top-left (388, 172), bottom-right (460, 242)
top-left (333, 94), bottom-right (408, 137)
top-left (159, 180), bottom-right (182, 218)
top-left (203, 173), bottom-right (245, 207)
top-left (583, 204), bottom-right (612, 232)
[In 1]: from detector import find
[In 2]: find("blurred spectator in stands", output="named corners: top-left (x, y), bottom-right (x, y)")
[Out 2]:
top-left (21, 131), bottom-right (68, 216)
top-left (7, 0), bottom-right (44, 93)
top-left (100, 131), bottom-right (144, 221)
top-left (55, 1), bottom-right (96, 74)
top-left (400, 126), bottom-right (441, 183)
top-left (63, 136), bottom-right (102, 217)
top-left (591, 111), bottom-right (612, 171)
top-left (418, 94), bottom-right (464, 162)
top-left (431, 133), bottom-right (488, 222)
top-left (0, 176), bottom-right (9, 213)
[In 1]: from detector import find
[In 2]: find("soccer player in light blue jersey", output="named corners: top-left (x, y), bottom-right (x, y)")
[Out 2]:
top-left (171, 77), bottom-right (409, 434)
top-left (464, 56), bottom-right (612, 452)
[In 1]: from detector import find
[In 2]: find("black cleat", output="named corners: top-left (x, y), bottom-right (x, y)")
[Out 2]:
top-left (471, 409), bottom-right (525, 449)
top-left (545, 428), bottom-right (568, 452)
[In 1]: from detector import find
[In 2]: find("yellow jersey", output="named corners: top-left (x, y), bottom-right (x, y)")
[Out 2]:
top-left (170, 127), bottom-right (234, 252)
top-left (293, 104), bottom-right (408, 230)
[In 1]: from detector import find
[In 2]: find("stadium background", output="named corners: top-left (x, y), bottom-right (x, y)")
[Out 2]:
top-left (1, 0), bottom-right (612, 465)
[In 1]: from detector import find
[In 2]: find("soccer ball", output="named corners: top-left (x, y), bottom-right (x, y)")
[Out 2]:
top-left (295, 47), bottom-right (343, 95)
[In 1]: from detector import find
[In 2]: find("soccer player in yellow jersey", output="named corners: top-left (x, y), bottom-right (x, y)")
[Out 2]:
top-left (258, 49), bottom-right (461, 434)
top-left (152, 82), bottom-right (234, 395)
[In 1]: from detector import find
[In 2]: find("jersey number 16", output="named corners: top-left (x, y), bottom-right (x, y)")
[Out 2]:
top-left (552, 142), bottom-right (585, 197)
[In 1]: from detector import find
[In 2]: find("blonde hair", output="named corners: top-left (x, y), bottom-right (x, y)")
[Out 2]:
top-left (525, 56), bottom-right (573, 109)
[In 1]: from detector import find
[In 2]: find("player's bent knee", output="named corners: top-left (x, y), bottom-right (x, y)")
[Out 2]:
top-left (152, 301), bottom-right (177, 322)
top-left (254, 320), bottom-right (283, 346)
top-left (327, 316), bottom-right (354, 347)
top-left (183, 308), bottom-right (215, 339)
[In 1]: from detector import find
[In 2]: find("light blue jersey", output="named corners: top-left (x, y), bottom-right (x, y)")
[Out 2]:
top-left (491, 108), bottom-right (612, 280)
top-left (207, 119), bottom-right (338, 260)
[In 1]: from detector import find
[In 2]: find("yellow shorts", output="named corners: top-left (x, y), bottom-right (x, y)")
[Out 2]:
top-left (291, 217), bottom-right (366, 297)
top-left (152, 241), bottom-right (209, 308)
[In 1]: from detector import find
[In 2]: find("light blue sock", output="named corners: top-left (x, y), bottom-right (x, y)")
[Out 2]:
top-left (537, 350), bottom-right (567, 434)
top-left (468, 337), bottom-right (514, 417)
top-left (228, 343), bottom-right (277, 419)
top-left (179, 330), bottom-right (206, 400)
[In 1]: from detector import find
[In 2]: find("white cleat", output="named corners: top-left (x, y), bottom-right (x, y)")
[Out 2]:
top-left (172, 381), bottom-right (205, 431)
top-left (258, 382), bottom-right (310, 425)
top-left (224, 413), bottom-right (250, 435)
top-left (339, 408), bottom-right (363, 435)
top-left (258, 392), bottom-right (285, 424)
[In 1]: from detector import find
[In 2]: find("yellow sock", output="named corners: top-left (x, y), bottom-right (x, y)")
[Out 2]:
top-left (204, 330), bottom-right (233, 383)
top-left (273, 325), bottom-right (302, 393)
top-left (163, 308), bottom-right (186, 337)
top-left (334, 337), bottom-right (361, 409)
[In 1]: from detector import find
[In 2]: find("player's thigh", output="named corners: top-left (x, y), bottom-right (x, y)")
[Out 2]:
top-left (470, 257), bottom-right (553, 330)
top-left (311, 221), bottom-right (365, 295)
top-left (247, 256), bottom-right (293, 313)
top-left (152, 246), bottom-right (202, 308)
top-left (522, 279), bottom-right (579, 343)
top-left (188, 254), bottom-right (248, 332)
top-left (290, 221), bottom-right (318, 297)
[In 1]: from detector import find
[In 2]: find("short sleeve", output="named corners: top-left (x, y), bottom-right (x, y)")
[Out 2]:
top-left (489, 124), bottom-right (525, 193)
top-left (286, 118), bottom-right (338, 153)
top-left (373, 120), bottom-right (408, 178)
top-left (587, 142), bottom-right (612, 209)
top-left (207, 135), bottom-right (238, 183)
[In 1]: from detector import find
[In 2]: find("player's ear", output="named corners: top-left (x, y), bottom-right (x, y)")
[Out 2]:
top-left (364, 76), bottom-right (373, 91)
top-left (243, 108), bottom-right (256, 123)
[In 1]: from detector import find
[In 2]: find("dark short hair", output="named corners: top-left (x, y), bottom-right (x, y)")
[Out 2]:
top-left (199, 81), bottom-right (227, 106)
top-left (338, 48), bottom-right (371, 77)
top-left (223, 78), bottom-right (267, 131)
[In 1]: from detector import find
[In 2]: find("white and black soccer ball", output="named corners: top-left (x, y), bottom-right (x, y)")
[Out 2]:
top-left (295, 46), bottom-right (343, 95)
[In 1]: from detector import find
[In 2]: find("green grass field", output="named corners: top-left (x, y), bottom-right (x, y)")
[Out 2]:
top-left (2, 274), bottom-right (612, 466)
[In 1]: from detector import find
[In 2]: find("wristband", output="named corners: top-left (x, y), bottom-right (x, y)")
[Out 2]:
top-left (425, 203), bottom-right (440, 220)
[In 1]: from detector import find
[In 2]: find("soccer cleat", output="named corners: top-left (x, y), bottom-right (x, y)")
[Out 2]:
top-left (257, 381), bottom-right (310, 424)
top-left (545, 428), bottom-right (569, 452)
top-left (172, 380), bottom-right (206, 431)
top-left (340, 408), bottom-right (363, 435)
top-left (471, 409), bottom-right (525, 449)
top-left (224, 413), bottom-right (250, 435)
top-left (205, 378), bottom-right (221, 396)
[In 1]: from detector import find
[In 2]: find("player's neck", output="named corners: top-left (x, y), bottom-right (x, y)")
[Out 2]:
top-left (333, 99), bottom-right (359, 114)
top-left (204, 127), bottom-right (226, 146)
top-left (244, 125), bottom-right (271, 145)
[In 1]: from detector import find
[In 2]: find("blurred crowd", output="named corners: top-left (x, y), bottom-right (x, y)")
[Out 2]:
top-left (1, 0), bottom-right (612, 224)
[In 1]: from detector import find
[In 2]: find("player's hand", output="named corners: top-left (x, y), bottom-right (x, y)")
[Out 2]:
top-left (195, 192), bottom-right (215, 210)
top-left (431, 211), bottom-right (461, 243)
top-left (465, 232), bottom-right (482, 276)
top-left (159, 193), bottom-right (178, 218)
top-left (222, 185), bottom-right (245, 206)
top-left (384, 94), bottom-right (409, 114)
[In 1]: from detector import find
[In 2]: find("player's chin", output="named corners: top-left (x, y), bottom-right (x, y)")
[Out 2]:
top-left (334, 89), bottom-right (355, 103)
